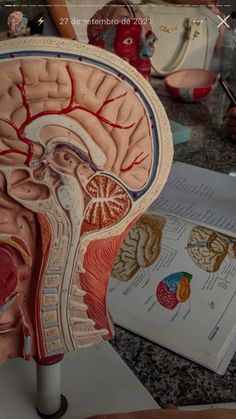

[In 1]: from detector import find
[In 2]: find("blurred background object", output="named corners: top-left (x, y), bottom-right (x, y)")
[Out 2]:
top-left (164, 69), bottom-right (219, 103)
top-left (47, 0), bottom-right (157, 80)
top-left (87, 0), bottom-right (157, 80)
top-left (47, 0), bottom-right (142, 43)
top-left (7, 11), bottom-right (29, 37)
top-left (0, 1), bottom-right (45, 40)
top-left (140, 1), bottom-right (221, 76)
top-left (219, 11), bottom-right (236, 81)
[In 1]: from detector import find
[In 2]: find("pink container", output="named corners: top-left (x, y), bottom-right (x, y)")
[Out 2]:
top-left (165, 69), bottom-right (219, 102)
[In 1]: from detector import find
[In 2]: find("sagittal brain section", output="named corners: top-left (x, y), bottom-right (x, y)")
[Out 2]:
top-left (0, 37), bottom-right (173, 364)
top-left (112, 214), bottom-right (166, 281)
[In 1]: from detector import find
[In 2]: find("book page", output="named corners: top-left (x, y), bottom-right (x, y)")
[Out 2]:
top-left (149, 163), bottom-right (236, 236)
top-left (108, 213), bottom-right (236, 370)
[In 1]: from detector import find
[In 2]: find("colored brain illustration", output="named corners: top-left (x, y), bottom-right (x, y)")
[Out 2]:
top-left (156, 272), bottom-right (192, 310)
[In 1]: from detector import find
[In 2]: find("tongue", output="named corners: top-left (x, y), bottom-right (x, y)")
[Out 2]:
top-left (0, 245), bottom-right (17, 306)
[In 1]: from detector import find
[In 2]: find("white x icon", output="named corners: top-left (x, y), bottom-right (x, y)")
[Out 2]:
top-left (217, 14), bottom-right (230, 28)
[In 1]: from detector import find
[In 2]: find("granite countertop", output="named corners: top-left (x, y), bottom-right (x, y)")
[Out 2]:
top-left (111, 79), bottom-right (236, 408)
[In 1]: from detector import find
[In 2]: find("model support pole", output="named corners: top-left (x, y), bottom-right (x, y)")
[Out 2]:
top-left (35, 354), bottom-right (68, 418)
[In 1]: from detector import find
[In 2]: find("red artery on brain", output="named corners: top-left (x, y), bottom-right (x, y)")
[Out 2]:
top-left (0, 65), bottom-right (137, 167)
top-left (121, 152), bottom-right (149, 172)
top-left (0, 245), bottom-right (17, 305)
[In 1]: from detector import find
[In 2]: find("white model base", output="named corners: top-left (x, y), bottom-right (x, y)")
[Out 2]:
top-left (36, 361), bottom-right (62, 415)
top-left (0, 342), bottom-right (158, 419)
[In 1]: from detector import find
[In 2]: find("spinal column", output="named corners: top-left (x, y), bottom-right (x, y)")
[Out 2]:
top-left (38, 170), bottom-right (132, 356)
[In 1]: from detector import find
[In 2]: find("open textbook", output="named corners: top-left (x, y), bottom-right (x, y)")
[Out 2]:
top-left (108, 163), bottom-right (236, 374)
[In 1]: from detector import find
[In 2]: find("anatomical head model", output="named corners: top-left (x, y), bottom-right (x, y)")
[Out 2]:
top-left (0, 37), bottom-right (172, 365)
top-left (87, 0), bottom-right (157, 79)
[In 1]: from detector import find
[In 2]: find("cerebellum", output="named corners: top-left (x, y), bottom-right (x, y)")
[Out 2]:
top-left (82, 175), bottom-right (131, 234)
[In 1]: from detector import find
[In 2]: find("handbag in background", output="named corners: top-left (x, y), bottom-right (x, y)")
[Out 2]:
top-left (140, 1), bottom-right (221, 76)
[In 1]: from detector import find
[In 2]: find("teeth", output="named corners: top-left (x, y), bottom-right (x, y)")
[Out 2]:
top-left (42, 310), bottom-right (58, 325)
top-left (46, 339), bottom-right (63, 354)
top-left (44, 327), bottom-right (60, 340)
top-left (43, 294), bottom-right (58, 306)
top-left (44, 275), bottom-right (60, 288)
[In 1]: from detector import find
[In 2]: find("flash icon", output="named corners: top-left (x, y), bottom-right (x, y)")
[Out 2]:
top-left (38, 16), bottom-right (45, 26)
